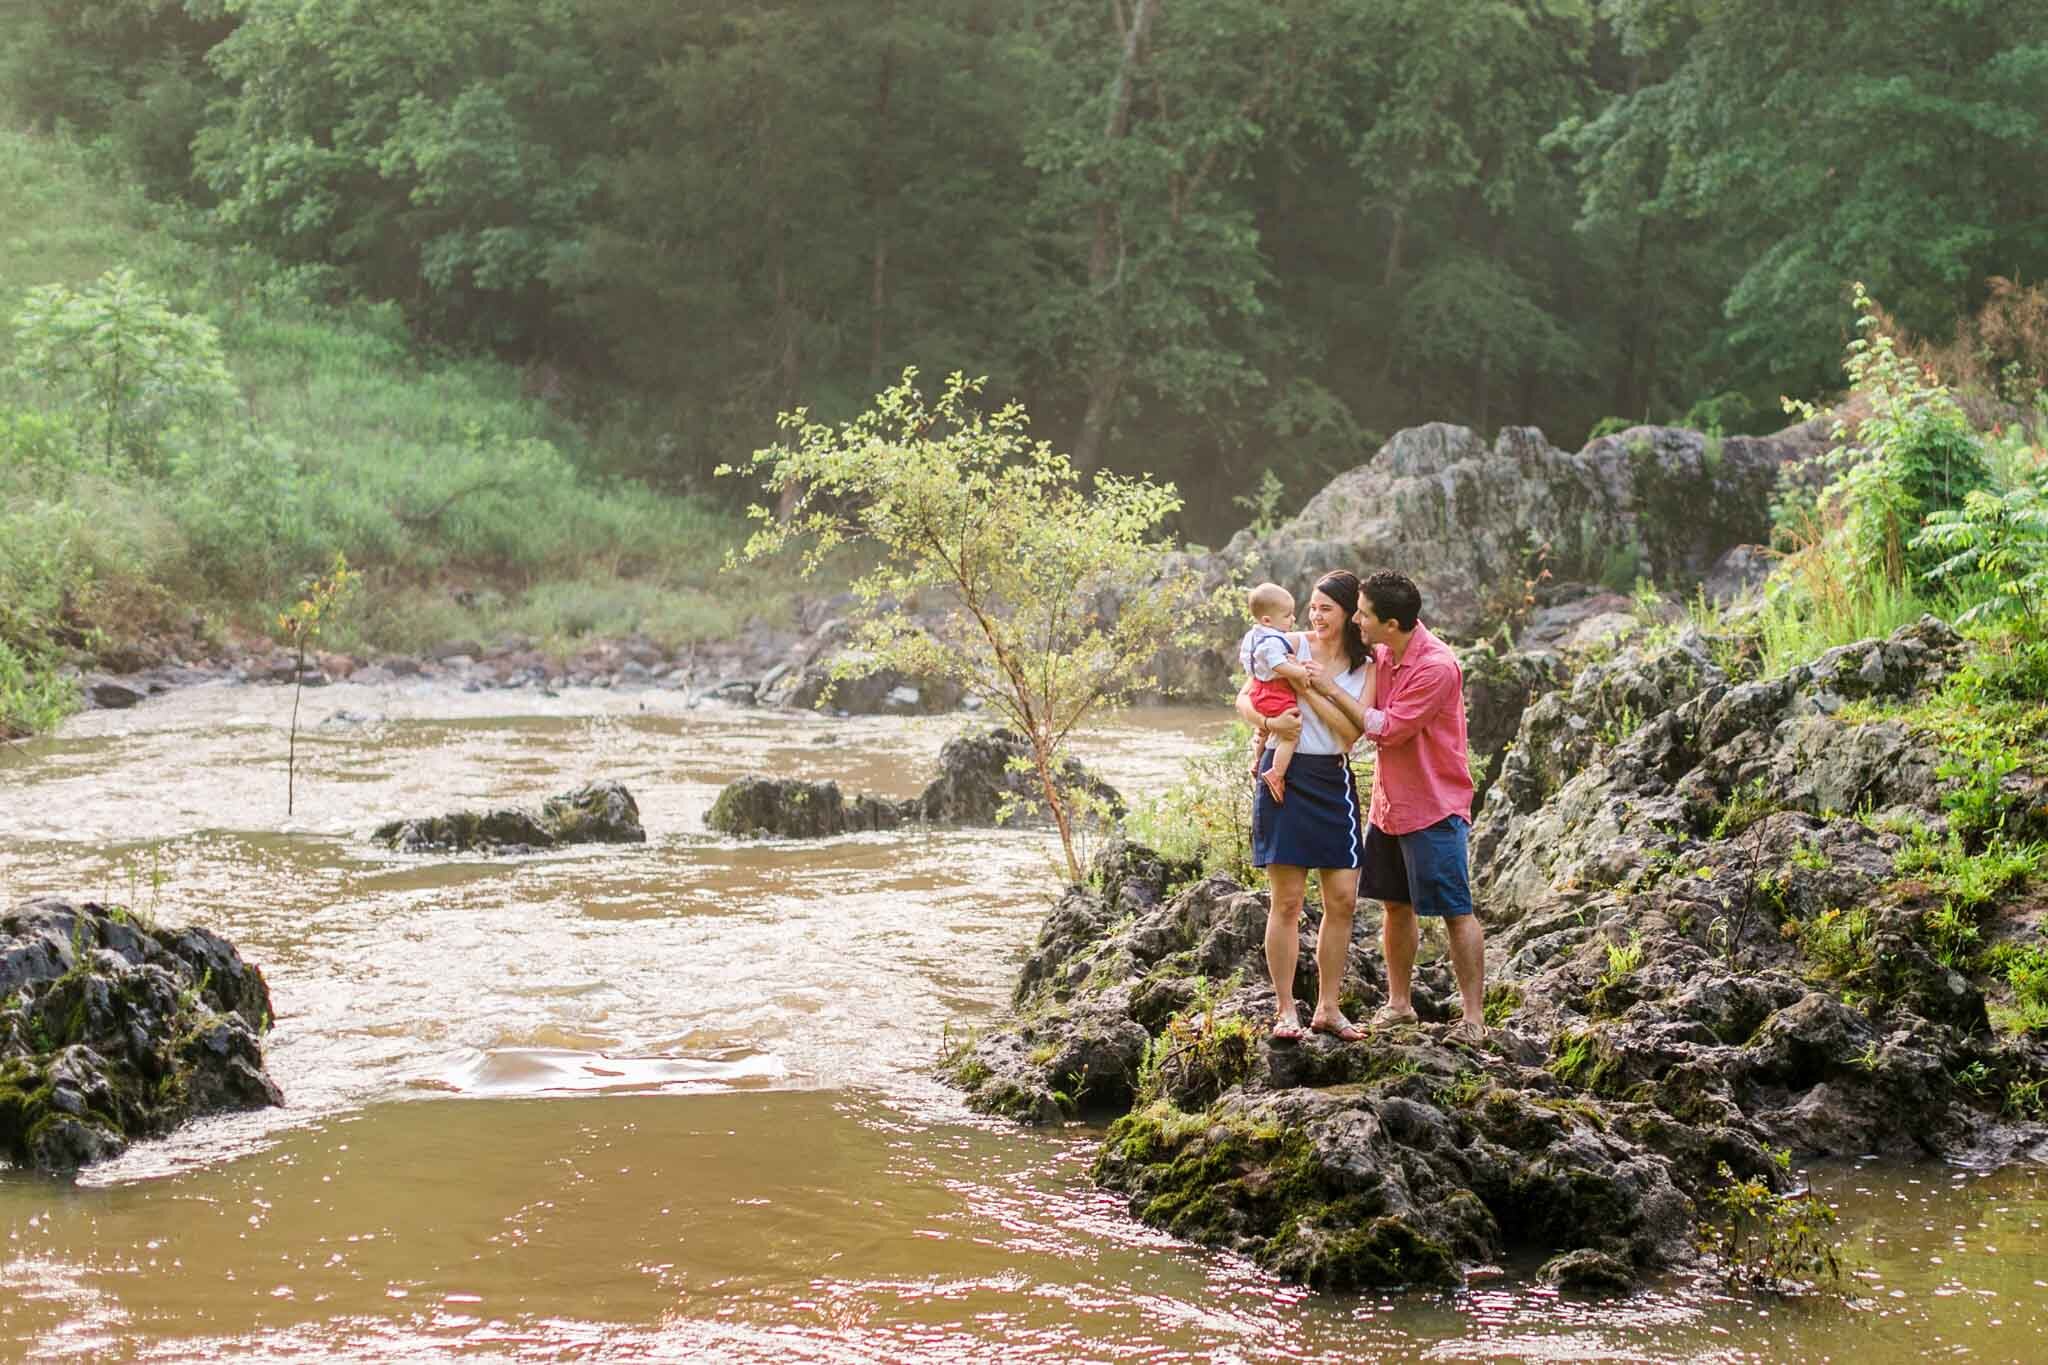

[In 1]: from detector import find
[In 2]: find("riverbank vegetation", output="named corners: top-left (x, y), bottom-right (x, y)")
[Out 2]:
top-left (0, 114), bottom-right (752, 738)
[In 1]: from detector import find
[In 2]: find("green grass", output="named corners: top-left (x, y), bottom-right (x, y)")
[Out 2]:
top-left (0, 114), bottom-right (759, 727)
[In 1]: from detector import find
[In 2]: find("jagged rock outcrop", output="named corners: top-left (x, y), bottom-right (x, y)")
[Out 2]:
top-left (1473, 617), bottom-right (1962, 924)
top-left (942, 618), bottom-right (2048, 1292)
top-left (707, 729), bottom-right (1124, 838)
top-left (375, 781), bottom-right (646, 853)
top-left (1, 899), bottom-right (283, 1172)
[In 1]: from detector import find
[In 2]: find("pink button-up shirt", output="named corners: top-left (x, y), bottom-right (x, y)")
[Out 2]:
top-left (1361, 623), bottom-right (1473, 835)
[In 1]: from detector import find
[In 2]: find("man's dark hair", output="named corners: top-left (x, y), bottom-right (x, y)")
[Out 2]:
top-left (1363, 571), bottom-right (1422, 632)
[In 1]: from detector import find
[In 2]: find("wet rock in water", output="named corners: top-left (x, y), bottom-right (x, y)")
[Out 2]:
top-left (912, 728), bottom-right (1124, 825)
top-left (83, 677), bottom-right (146, 710)
top-left (375, 781), bottom-right (646, 853)
top-left (706, 729), bottom-right (1123, 838)
top-left (0, 898), bottom-right (282, 1173)
top-left (704, 778), bottom-right (909, 839)
top-left (1538, 1248), bottom-right (1639, 1295)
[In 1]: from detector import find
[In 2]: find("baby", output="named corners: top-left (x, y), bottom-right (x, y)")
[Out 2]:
top-left (1239, 582), bottom-right (1309, 804)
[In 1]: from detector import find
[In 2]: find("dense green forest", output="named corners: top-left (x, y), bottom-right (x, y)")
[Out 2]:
top-left (8, 0), bottom-right (2047, 538)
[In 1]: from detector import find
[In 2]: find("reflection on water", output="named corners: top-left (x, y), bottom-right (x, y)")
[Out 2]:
top-left (2, 682), bottom-right (2045, 1360)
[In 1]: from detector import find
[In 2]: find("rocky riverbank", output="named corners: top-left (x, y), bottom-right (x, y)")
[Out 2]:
top-left (1, 899), bottom-right (282, 1173)
top-left (942, 618), bottom-right (2048, 1292)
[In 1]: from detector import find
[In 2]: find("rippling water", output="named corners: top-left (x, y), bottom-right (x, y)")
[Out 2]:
top-left (1, 681), bottom-right (2043, 1360)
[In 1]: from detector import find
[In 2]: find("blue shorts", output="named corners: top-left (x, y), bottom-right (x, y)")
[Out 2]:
top-left (1362, 816), bottom-right (1473, 917)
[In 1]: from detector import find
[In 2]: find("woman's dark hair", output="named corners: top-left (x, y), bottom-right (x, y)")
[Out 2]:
top-left (1311, 570), bottom-right (1372, 672)
top-left (1363, 570), bottom-right (1423, 632)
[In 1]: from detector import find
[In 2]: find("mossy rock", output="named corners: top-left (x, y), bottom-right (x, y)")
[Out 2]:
top-left (377, 780), bottom-right (647, 851)
top-left (1, 899), bottom-right (282, 1174)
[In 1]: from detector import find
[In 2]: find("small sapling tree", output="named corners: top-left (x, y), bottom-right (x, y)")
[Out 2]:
top-left (8, 266), bottom-right (239, 473)
top-left (276, 553), bottom-right (358, 816)
top-left (724, 369), bottom-right (1211, 884)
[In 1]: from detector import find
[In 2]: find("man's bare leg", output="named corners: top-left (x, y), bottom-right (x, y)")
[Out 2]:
top-left (1445, 913), bottom-right (1487, 1026)
top-left (1380, 899), bottom-right (1421, 1021)
top-left (1265, 865), bottom-right (1307, 1036)
top-left (1309, 868), bottom-right (1362, 1037)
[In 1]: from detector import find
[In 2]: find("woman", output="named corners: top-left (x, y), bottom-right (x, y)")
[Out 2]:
top-left (1235, 569), bottom-right (1373, 1042)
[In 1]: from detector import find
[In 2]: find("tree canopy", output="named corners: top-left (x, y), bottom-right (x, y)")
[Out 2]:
top-left (8, 0), bottom-right (2046, 536)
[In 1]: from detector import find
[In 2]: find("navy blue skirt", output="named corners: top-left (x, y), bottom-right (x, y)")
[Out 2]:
top-left (1251, 751), bottom-right (1362, 870)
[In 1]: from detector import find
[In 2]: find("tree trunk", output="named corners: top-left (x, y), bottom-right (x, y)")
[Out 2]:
top-left (774, 260), bottom-right (804, 521)
top-left (1614, 217), bottom-right (1649, 419)
top-left (1474, 217), bottom-right (1508, 434)
top-left (1075, 0), bottom-right (1160, 474)
top-left (1075, 363), bottom-right (1126, 475)
top-left (1376, 201), bottom-right (1408, 389)
top-left (868, 31), bottom-right (896, 387)
top-left (1032, 735), bottom-right (1081, 885)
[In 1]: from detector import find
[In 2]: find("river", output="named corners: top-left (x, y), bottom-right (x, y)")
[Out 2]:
top-left (1, 682), bottom-right (2042, 1361)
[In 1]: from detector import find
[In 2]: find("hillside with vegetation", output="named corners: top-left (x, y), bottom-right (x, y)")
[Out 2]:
top-left (0, 116), bottom-right (751, 736)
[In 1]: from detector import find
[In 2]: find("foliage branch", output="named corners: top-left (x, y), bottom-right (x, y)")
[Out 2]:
top-left (724, 369), bottom-right (1210, 883)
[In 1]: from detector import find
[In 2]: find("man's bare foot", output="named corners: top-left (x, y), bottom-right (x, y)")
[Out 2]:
top-left (1262, 767), bottom-right (1287, 804)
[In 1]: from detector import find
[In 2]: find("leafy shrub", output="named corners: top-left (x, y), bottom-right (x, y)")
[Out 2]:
top-left (1782, 283), bottom-right (1989, 588)
top-left (1125, 725), bottom-right (1261, 889)
top-left (1698, 1162), bottom-right (1845, 1294)
top-left (9, 266), bottom-right (239, 473)
top-left (1914, 482), bottom-right (2048, 634)
top-left (0, 638), bottom-right (76, 738)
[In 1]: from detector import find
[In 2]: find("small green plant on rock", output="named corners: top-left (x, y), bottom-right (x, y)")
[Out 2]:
top-left (1482, 983), bottom-right (1521, 1027)
top-left (1711, 778), bottom-right (1782, 840)
top-left (1603, 934), bottom-right (1644, 984)
top-left (1699, 1161), bottom-right (1845, 1294)
top-left (1983, 942), bottom-right (2048, 1033)
top-left (1798, 908), bottom-right (1875, 985)
top-left (1139, 976), bottom-right (1257, 1108)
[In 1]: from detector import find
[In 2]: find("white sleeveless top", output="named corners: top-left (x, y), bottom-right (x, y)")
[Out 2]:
top-left (1270, 657), bottom-right (1368, 756)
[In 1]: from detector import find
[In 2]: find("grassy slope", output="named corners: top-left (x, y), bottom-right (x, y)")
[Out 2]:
top-left (1, 116), bottom-right (761, 734)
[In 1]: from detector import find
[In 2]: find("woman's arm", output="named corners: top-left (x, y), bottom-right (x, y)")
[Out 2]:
top-left (1296, 673), bottom-right (1363, 751)
top-left (1236, 679), bottom-right (1302, 743)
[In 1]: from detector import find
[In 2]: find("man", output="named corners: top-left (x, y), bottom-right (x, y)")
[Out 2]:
top-left (1318, 570), bottom-right (1486, 1042)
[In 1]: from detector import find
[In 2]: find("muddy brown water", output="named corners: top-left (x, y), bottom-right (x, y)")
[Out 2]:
top-left (1, 683), bottom-right (2043, 1361)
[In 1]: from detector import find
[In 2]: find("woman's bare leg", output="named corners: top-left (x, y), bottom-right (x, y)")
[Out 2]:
top-left (1265, 865), bottom-right (1307, 1034)
top-left (1310, 867), bottom-right (1361, 1036)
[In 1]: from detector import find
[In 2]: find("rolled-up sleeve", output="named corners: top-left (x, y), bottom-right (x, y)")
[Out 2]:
top-left (1363, 661), bottom-right (1458, 747)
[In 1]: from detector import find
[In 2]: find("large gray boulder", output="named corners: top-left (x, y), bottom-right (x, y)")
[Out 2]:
top-left (1215, 423), bottom-right (1796, 635)
top-left (1142, 422), bottom-right (1804, 698)
top-left (1, 899), bottom-right (283, 1172)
